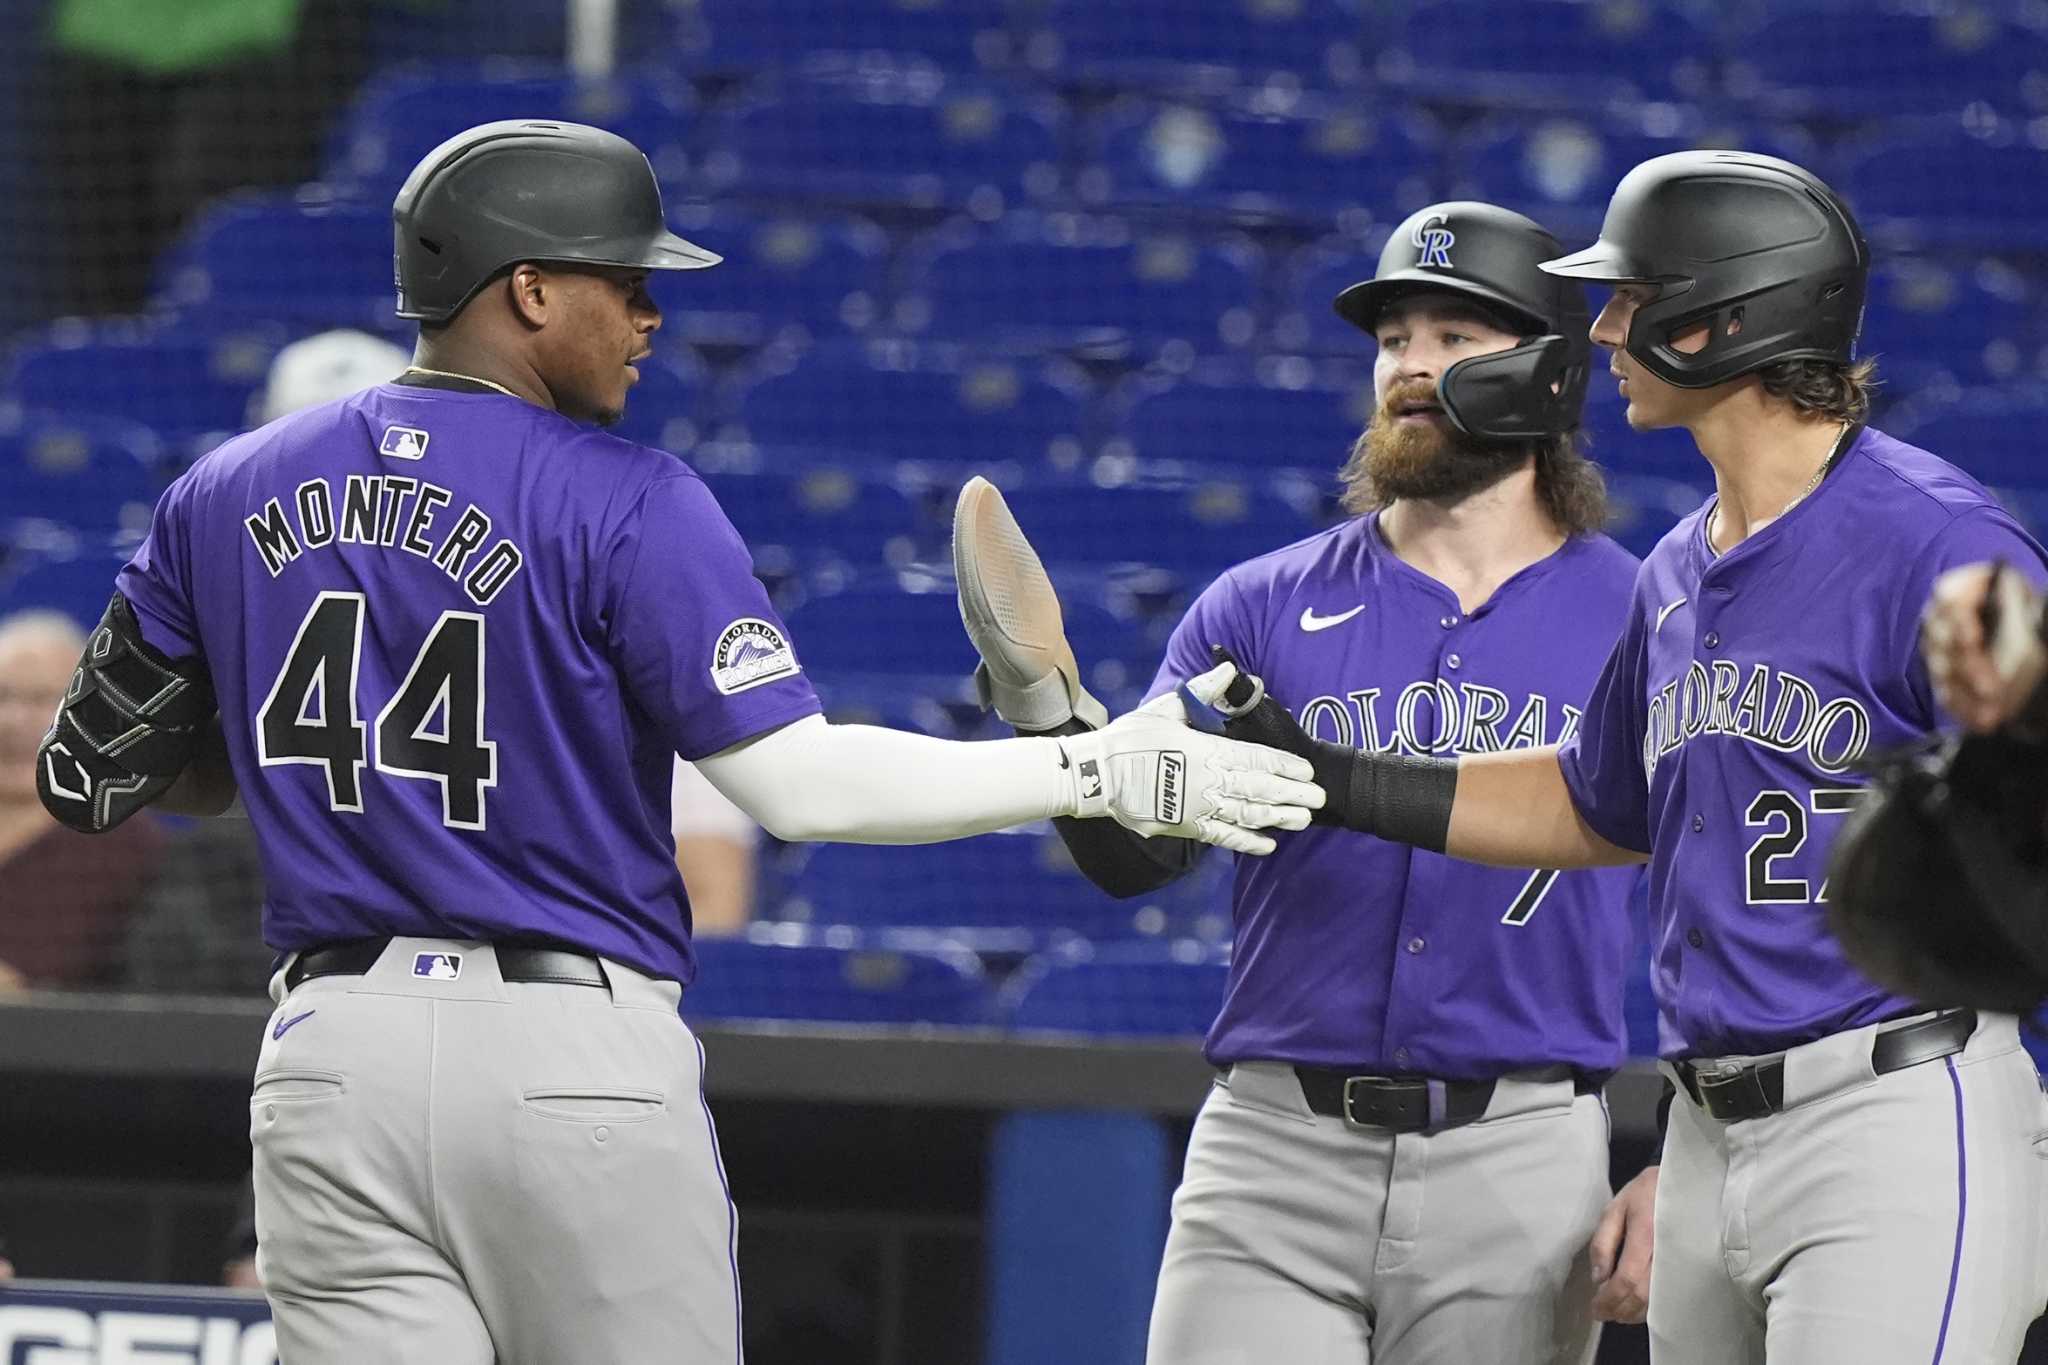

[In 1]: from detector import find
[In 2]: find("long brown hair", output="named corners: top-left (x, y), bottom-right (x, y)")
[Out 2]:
top-left (1758, 356), bottom-right (1881, 424)
top-left (1338, 431), bottom-right (1610, 537)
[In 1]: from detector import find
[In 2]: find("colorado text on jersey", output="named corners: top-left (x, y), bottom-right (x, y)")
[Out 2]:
top-left (1295, 678), bottom-right (1581, 755)
top-left (1641, 659), bottom-right (1872, 780)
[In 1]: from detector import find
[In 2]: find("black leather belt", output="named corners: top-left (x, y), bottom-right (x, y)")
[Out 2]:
top-left (282, 938), bottom-right (608, 992)
top-left (1293, 1067), bottom-right (1605, 1134)
top-left (1675, 1008), bottom-right (1978, 1123)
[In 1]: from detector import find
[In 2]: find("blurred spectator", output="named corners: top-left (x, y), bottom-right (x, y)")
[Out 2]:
top-left (118, 819), bottom-right (275, 997)
top-left (252, 329), bottom-right (411, 425)
top-left (31, 0), bottom-right (375, 319)
top-left (221, 1176), bottom-right (260, 1290)
top-left (673, 758), bottom-right (760, 937)
top-left (0, 1232), bottom-right (13, 1279)
top-left (0, 610), bottom-right (162, 989)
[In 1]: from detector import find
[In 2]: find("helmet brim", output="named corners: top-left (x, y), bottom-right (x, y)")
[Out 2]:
top-left (1538, 241), bottom-right (1658, 284)
top-left (621, 229), bottom-right (723, 272)
top-left (1333, 271), bottom-right (1546, 337)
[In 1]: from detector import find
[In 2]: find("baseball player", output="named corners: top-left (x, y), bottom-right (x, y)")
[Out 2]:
top-left (30, 121), bottom-right (1322, 1365)
top-left (1215, 152), bottom-right (2048, 1363)
top-left (958, 203), bottom-right (1648, 1363)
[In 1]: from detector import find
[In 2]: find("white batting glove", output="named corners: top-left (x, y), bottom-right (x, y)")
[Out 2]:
top-left (1053, 662), bottom-right (1324, 854)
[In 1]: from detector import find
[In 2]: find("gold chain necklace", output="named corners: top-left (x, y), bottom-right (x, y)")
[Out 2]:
top-left (1709, 422), bottom-right (1852, 549)
top-left (400, 366), bottom-right (522, 400)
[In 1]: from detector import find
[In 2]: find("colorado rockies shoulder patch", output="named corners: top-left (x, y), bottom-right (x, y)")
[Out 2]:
top-left (709, 617), bottom-right (802, 695)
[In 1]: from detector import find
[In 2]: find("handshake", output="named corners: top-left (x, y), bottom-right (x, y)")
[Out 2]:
top-left (955, 477), bottom-right (1332, 856)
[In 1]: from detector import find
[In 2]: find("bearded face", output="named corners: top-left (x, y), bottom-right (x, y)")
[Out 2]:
top-left (1340, 376), bottom-right (1527, 507)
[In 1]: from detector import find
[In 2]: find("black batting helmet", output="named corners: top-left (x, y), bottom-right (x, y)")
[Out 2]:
top-left (394, 120), bottom-right (720, 324)
top-left (1334, 202), bottom-right (1591, 444)
top-left (1540, 150), bottom-right (1869, 390)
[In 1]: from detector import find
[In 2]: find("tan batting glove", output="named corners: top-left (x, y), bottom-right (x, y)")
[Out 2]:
top-left (954, 475), bottom-right (1110, 733)
top-left (1922, 561), bottom-right (2048, 734)
top-left (1053, 662), bottom-right (1324, 855)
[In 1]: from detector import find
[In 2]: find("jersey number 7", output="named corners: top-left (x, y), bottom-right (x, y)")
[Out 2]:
top-left (256, 591), bottom-right (498, 830)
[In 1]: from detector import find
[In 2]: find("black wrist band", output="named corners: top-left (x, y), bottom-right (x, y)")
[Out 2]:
top-left (1347, 748), bottom-right (1460, 852)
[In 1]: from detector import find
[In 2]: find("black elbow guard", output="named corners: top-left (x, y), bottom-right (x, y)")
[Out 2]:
top-left (36, 594), bottom-right (216, 832)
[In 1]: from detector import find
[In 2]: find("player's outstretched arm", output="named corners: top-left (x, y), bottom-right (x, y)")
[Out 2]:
top-left (1211, 651), bottom-right (1641, 870)
top-left (695, 664), bottom-right (1322, 852)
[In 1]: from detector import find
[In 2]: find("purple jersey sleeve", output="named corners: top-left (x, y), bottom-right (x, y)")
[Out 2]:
top-left (602, 473), bottom-right (821, 760)
top-left (1555, 596), bottom-right (1653, 855)
top-left (1893, 505), bottom-right (2048, 724)
top-left (116, 476), bottom-right (202, 659)
top-left (1146, 570), bottom-right (1260, 701)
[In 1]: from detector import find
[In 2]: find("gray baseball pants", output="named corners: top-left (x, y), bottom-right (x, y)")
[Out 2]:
top-left (249, 937), bottom-right (741, 1364)
top-left (1145, 1061), bottom-right (1611, 1364)
top-left (1649, 1011), bottom-right (2048, 1365)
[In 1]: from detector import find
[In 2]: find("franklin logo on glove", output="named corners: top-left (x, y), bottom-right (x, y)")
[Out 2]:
top-left (1159, 752), bottom-right (1185, 824)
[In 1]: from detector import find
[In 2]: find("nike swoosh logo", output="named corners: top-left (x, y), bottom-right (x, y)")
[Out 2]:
top-left (1654, 598), bottom-right (1688, 633)
top-left (1299, 605), bottom-right (1366, 633)
top-left (272, 1009), bottom-right (315, 1041)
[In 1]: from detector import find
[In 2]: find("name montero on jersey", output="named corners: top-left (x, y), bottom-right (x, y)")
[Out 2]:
top-left (243, 474), bottom-right (526, 607)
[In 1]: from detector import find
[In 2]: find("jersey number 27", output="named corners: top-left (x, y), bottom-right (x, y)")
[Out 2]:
top-left (256, 591), bottom-right (497, 830)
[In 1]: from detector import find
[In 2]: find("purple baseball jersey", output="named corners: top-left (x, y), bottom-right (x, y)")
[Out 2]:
top-left (1560, 427), bottom-right (2048, 1058)
top-left (117, 378), bottom-right (821, 985)
top-left (1152, 515), bottom-right (1643, 1078)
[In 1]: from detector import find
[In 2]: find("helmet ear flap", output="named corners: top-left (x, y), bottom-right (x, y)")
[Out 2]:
top-left (1438, 335), bottom-right (1584, 442)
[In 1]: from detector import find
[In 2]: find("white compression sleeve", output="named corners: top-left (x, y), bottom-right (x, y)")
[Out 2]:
top-left (692, 714), bottom-right (1069, 844)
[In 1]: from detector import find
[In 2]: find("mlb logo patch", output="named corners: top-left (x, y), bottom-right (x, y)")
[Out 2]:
top-left (413, 952), bottom-right (462, 981)
top-left (379, 425), bottom-right (430, 460)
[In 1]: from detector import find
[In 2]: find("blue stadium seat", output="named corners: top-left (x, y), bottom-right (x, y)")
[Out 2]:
top-left (700, 75), bottom-right (1063, 213)
top-left (732, 348), bottom-right (1089, 469)
top-left (670, 0), bottom-right (1016, 76)
top-left (0, 410), bottom-right (164, 535)
top-left (772, 830), bottom-right (1197, 940)
top-left (153, 195), bottom-right (393, 331)
top-left (783, 574), bottom-right (1149, 687)
top-left (991, 480), bottom-right (1323, 577)
top-left (1840, 128), bottom-right (2048, 252)
top-left (1020, 0), bottom-right (1366, 95)
top-left (1886, 388), bottom-right (2048, 487)
top-left (1727, 9), bottom-right (2048, 120)
top-left (1446, 118), bottom-right (1820, 239)
top-left (657, 205), bottom-right (891, 346)
top-left (1082, 100), bottom-right (1436, 227)
top-left (0, 548), bottom-right (133, 629)
top-left (1860, 258), bottom-right (2039, 389)
top-left (1603, 471), bottom-right (1708, 560)
top-left (1117, 370), bottom-right (1373, 470)
top-left (682, 935), bottom-right (993, 1025)
top-left (1387, 0), bottom-right (1715, 110)
top-left (1273, 236), bottom-right (1393, 354)
top-left (903, 219), bottom-right (1263, 354)
top-left (7, 324), bottom-right (281, 442)
top-left (607, 353), bottom-right (708, 453)
top-left (327, 63), bottom-right (697, 197)
top-left (1000, 940), bottom-right (1230, 1039)
top-left (700, 466), bottom-right (924, 570)
top-left (1580, 383), bottom-right (1711, 482)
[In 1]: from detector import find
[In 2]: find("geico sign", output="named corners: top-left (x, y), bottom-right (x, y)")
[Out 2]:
top-left (0, 1307), bottom-right (277, 1365)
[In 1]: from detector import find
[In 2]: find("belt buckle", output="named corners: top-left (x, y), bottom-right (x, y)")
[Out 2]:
top-left (1340, 1075), bottom-right (1395, 1132)
top-left (1694, 1061), bottom-right (1768, 1120)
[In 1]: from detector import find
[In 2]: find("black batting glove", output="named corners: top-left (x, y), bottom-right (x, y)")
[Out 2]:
top-left (1209, 645), bottom-right (1352, 828)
